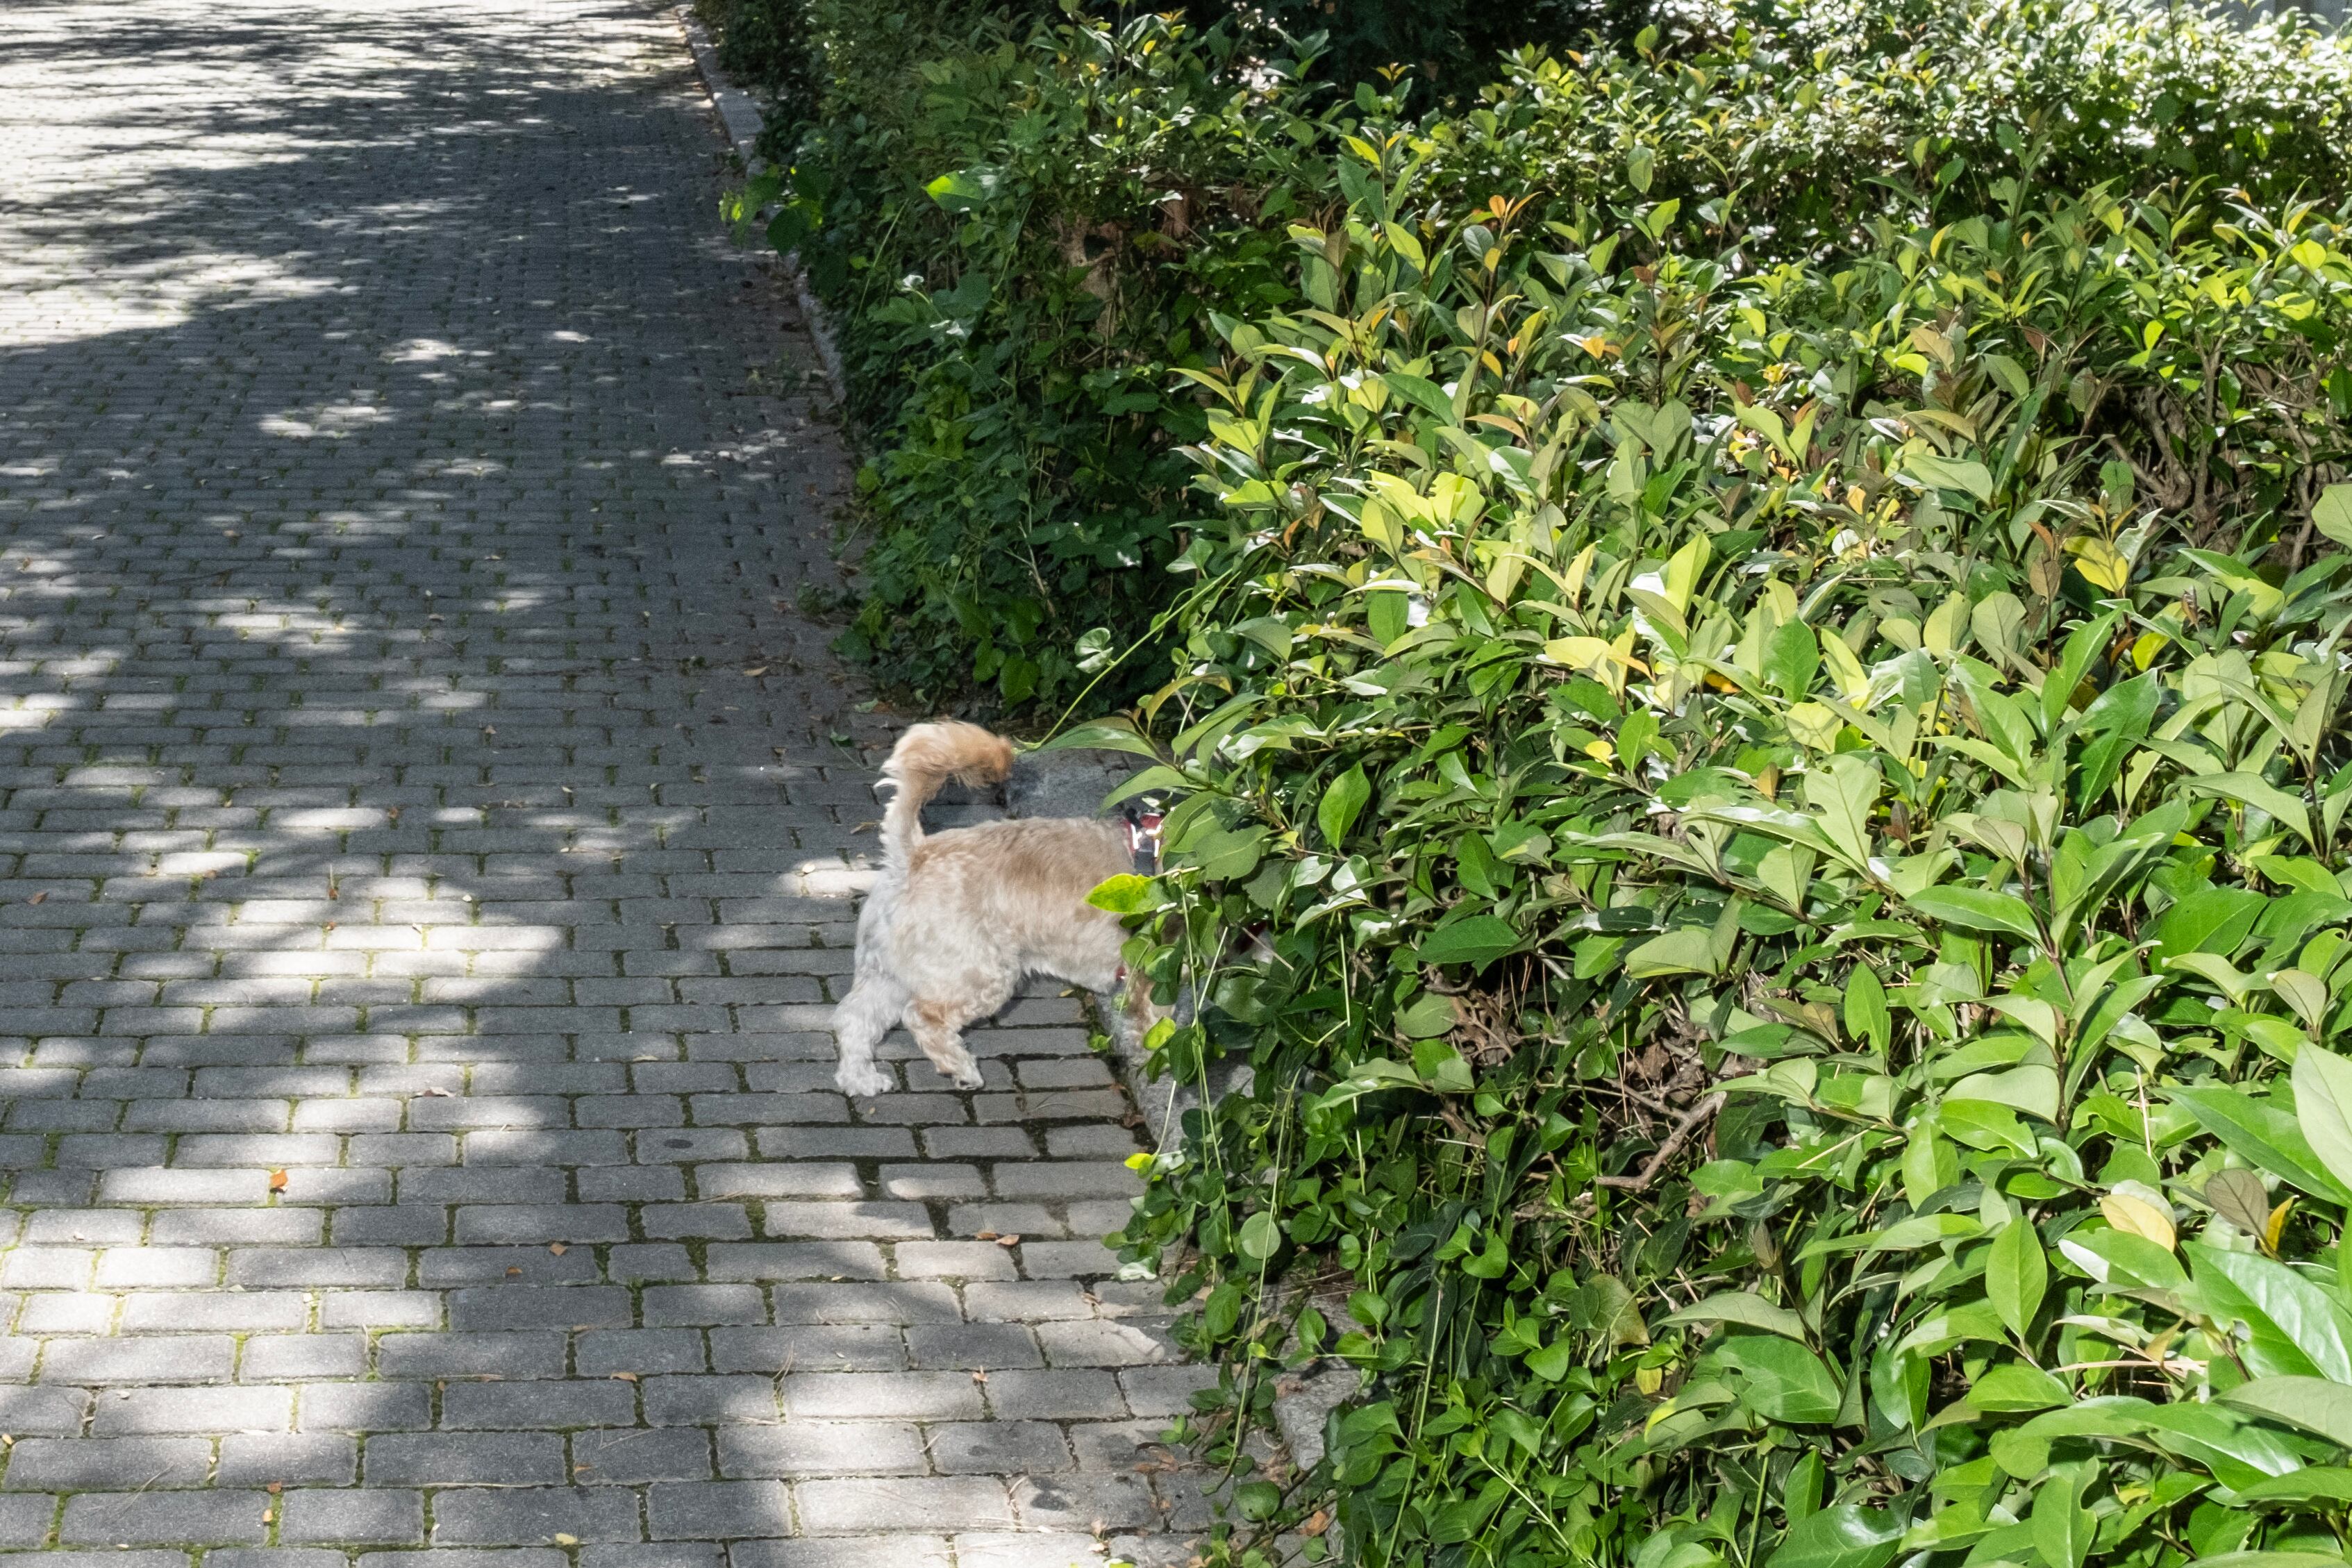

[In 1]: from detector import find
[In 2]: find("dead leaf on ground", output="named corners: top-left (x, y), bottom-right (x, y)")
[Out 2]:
top-left (549, 1242), bottom-right (569, 1256)
top-left (267, 1170), bottom-right (287, 1192)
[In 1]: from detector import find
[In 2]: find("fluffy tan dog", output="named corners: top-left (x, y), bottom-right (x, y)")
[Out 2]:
top-left (831, 722), bottom-right (1147, 1096)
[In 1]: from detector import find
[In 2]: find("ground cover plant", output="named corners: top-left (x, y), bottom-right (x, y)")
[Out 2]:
top-left (710, 1), bottom-right (2352, 1564)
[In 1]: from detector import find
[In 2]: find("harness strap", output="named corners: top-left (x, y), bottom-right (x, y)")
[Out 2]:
top-left (1121, 810), bottom-right (1165, 875)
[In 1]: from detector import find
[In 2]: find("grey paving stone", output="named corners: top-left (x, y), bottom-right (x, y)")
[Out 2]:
top-left (983, 1371), bottom-right (1131, 1421)
top-left (780, 1373), bottom-right (985, 1421)
top-left (729, 1541), bottom-right (952, 1568)
top-left (0, 1383), bottom-right (91, 1435)
top-left (647, 1481), bottom-right (792, 1540)
top-left (38, 1337), bottom-right (234, 1385)
top-left (1010, 1473), bottom-right (1161, 1529)
top-left (707, 1325), bottom-right (903, 1374)
top-left (716, 1421), bottom-right (926, 1478)
top-left (58, 1490), bottom-right (273, 1545)
top-left (278, 1489), bottom-right (427, 1546)
top-left (440, 1380), bottom-right (638, 1429)
top-left (926, 1421), bottom-right (1074, 1476)
top-left (92, 1385), bottom-right (292, 1435)
top-left (1035, 1319), bottom-right (1176, 1367)
top-left (641, 1376), bottom-right (779, 1428)
top-left (376, 1333), bottom-right (568, 1381)
top-left (575, 1330), bottom-right (708, 1378)
top-left (431, 1487), bottom-right (643, 1546)
top-left (701, 1243), bottom-right (887, 1283)
top-left (217, 1434), bottom-right (358, 1486)
top-left (243, 1336), bottom-right (369, 1381)
top-left (0, 1493), bottom-right (55, 1549)
top-left (3, 1435), bottom-right (212, 1490)
top-left (297, 1383), bottom-right (431, 1432)
top-left (570, 1427), bottom-right (715, 1485)
top-left (364, 1432), bottom-right (566, 1486)
top-left (795, 1477), bottom-right (1016, 1533)
top-left (585, 1549), bottom-right (723, 1568)
top-left (956, 1531), bottom-right (1142, 1567)
top-left (907, 1324), bottom-right (1044, 1371)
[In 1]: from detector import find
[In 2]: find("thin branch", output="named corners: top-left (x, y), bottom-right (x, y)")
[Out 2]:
top-left (1592, 1091), bottom-right (1728, 1192)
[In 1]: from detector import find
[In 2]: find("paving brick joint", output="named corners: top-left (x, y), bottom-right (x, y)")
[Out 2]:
top-left (0, 0), bottom-right (1212, 1560)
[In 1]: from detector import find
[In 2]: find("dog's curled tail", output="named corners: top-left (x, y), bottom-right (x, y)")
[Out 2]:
top-left (877, 721), bottom-right (1015, 866)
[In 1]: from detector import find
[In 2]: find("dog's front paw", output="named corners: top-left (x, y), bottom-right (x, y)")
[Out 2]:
top-left (835, 1061), bottom-right (892, 1098)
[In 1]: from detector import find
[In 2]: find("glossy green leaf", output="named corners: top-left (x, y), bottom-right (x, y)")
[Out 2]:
top-left (1662, 1292), bottom-right (1809, 1341)
top-left (1987, 1216), bottom-right (2047, 1340)
top-left (1970, 1362), bottom-right (2070, 1412)
top-left (2235, 1469), bottom-right (2352, 1504)
top-left (2033, 1467), bottom-right (2094, 1568)
top-left (2293, 1044), bottom-right (2352, 1201)
top-left (2185, 1240), bottom-right (2352, 1381)
top-left (2221, 1376), bottom-right (2352, 1447)
top-left (1765, 1504), bottom-right (1904, 1568)
top-left (1417, 914), bottom-right (1525, 969)
top-left (1711, 1334), bottom-right (1842, 1423)
top-left (1317, 763), bottom-right (1371, 849)
top-left (1907, 885), bottom-right (2042, 942)
top-left (2172, 1085), bottom-right (2352, 1206)
top-left (1085, 873), bottom-right (1155, 913)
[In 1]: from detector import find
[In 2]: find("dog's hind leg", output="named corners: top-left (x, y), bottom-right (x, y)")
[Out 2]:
top-left (904, 974), bottom-right (1015, 1092)
top-left (831, 973), bottom-right (906, 1099)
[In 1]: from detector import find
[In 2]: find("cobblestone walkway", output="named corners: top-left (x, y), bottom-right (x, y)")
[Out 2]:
top-left (0, 0), bottom-right (1198, 1562)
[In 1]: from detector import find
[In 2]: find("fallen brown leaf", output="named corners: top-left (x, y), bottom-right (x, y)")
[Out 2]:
top-left (548, 1242), bottom-right (568, 1256)
top-left (974, 1231), bottom-right (999, 1242)
top-left (996, 1234), bottom-right (1021, 1247)
top-left (267, 1170), bottom-right (287, 1192)
top-left (26, 892), bottom-right (44, 906)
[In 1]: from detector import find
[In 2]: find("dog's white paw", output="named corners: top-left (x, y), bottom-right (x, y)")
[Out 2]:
top-left (835, 1061), bottom-right (892, 1098)
top-left (940, 1059), bottom-right (985, 1092)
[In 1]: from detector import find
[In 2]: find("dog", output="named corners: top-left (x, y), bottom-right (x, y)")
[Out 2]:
top-left (831, 722), bottom-right (1162, 1097)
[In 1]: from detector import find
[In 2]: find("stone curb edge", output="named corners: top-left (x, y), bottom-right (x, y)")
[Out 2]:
top-left (672, 5), bottom-right (848, 400)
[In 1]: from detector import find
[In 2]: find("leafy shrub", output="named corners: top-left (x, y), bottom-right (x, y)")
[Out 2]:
top-left (1086, 113), bottom-right (2352, 1568)
top-left (740, 0), bottom-right (2352, 714)
top-left (736, 8), bottom-right (1337, 709)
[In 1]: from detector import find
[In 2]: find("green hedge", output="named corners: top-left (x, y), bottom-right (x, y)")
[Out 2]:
top-left (731, 0), bottom-right (2352, 715)
top-left (717, 3), bottom-right (2352, 1565)
top-left (1096, 151), bottom-right (2352, 1567)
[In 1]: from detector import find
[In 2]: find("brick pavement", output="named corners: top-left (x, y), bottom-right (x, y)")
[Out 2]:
top-left (0, 0), bottom-right (1206, 1560)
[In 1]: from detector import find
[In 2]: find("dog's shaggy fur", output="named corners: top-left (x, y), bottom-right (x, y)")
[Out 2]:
top-left (831, 722), bottom-right (1146, 1097)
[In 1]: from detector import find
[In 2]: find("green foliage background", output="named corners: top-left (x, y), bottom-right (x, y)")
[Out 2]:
top-left (706, 1), bottom-right (2352, 1565)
